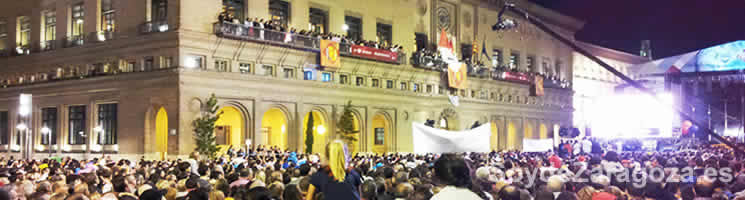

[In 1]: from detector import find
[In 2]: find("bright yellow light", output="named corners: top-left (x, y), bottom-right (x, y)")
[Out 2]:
top-left (281, 125), bottom-right (286, 133)
top-left (317, 126), bottom-right (326, 135)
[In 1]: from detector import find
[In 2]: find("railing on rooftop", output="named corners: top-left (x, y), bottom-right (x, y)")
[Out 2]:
top-left (214, 22), bottom-right (406, 65)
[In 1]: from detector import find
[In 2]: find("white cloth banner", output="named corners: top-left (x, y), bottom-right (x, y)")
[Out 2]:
top-left (412, 123), bottom-right (491, 153)
top-left (522, 139), bottom-right (554, 152)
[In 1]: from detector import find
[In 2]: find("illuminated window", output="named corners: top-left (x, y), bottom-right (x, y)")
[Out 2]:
top-left (101, 0), bottom-right (115, 32)
top-left (400, 82), bottom-right (407, 90)
top-left (426, 85), bottom-right (433, 93)
top-left (509, 51), bottom-right (520, 69)
top-left (71, 3), bottom-right (84, 37)
top-left (269, 0), bottom-right (290, 27)
top-left (413, 83), bottom-right (420, 92)
top-left (492, 49), bottom-right (503, 66)
top-left (68, 105), bottom-right (87, 145)
top-left (97, 103), bottom-right (117, 145)
top-left (386, 80), bottom-right (393, 89)
top-left (303, 70), bottom-right (314, 80)
top-left (223, 0), bottom-right (245, 21)
top-left (526, 56), bottom-right (535, 72)
top-left (374, 128), bottom-right (384, 145)
top-left (43, 11), bottom-right (56, 45)
top-left (18, 16), bottom-right (31, 47)
top-left (309, 8), bottom-right (327, 34)
top-left (322, 72), bottom-right (332, 82)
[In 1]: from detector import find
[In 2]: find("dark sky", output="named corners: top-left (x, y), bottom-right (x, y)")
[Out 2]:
top-left (529, 0), bottom-right (745, 59)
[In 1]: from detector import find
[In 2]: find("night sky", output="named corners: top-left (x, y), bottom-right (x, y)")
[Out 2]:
top-left (529, 0), bottom-right (745, 59)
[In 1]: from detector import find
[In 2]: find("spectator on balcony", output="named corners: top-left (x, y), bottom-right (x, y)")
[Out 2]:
top-left (258, 19), bottom-right (265, 40)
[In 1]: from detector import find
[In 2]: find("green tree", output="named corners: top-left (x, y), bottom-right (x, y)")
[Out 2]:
top-left (305, 112), bottom-right (315, 153)
top-left (193, 94), bottom-right (222, 159)
top-left (337, 101), bottom-right (359, 144)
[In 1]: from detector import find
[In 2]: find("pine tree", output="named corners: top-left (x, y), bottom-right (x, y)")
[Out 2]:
top-left (337, 101), bottom-right (359, 144)
top-left (305, 112), bottom-right (315, 153)
top-left (193, 94), bottom-right (222, 159)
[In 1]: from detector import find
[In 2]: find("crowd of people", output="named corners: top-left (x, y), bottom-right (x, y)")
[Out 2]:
top-left (2, 137), bottom-right (745, 200)
top-left (217, 8), bottom-right (403, 53)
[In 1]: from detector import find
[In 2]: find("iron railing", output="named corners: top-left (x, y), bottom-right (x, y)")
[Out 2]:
top-left (140, 21), bottom-right (170, 34)
top-left (65, 35), bottom-right (85, 47)
top-left (214, 22), bottom-right (406, 64)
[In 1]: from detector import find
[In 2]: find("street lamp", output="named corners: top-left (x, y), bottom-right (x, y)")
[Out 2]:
top-left (41, 126), bottom-right (52, 157)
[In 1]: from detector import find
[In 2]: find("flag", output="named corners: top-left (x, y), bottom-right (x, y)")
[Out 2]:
top-left (472, 39), bottom-right (479, 60)
top-left (438, 28), bottom-right (452, 51)
top-left (480, 37), bottom-right (489, 61)
top-left (448, 62), bottom-right (468, 89)
top-left (320, 40), bottom-right (340, 69)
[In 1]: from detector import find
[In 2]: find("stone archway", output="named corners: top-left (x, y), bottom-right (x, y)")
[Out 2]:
top-left (438, 108), bottom-right (458, 131)
top-left (262, 107), bottom-right (289, 150)
top-left (371, 112), bottom-right (393, 154)
top-left (215, 106), bottom-right (246, 152)
top-left (302, 110), bottom-right (329, 154)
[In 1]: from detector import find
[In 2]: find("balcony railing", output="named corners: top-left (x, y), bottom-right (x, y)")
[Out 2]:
top-left (41, 40), bottom-right (58, 52)
top-left (214, 22), bottom-right (406, 64)
top-left (140, 21), bottom-right (170, 34)
top-left (410, 50), bottom-right (571, 89)
top-left (65, 35), bottom-right (85, 48)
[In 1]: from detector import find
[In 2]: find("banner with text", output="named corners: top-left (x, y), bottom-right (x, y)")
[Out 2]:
top-left (412, 123), bottom-right (491, 153)
top-left (350, 45), bottom-right (399, 63)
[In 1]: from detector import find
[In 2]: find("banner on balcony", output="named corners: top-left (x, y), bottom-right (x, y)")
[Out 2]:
top-left (349, 45), bottom-right (399, 63)
top-left (412, 122), bottom-right (491, 153)
top-left (447, 63), bottom-right (468, 89)
top-left (532, 76), bottom-right (544, 96)
top-left (320, 40), bottom-right (340, 69)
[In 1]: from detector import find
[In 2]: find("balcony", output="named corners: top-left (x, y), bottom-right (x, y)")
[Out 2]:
top-left (410, 50), bottom-right (571, 89)
top-left (140, 21), bottom-right (170, 34)
top-left (65, 35), bottom-right (85, 48)
top-left (213, 22), bottom-right (406, 65)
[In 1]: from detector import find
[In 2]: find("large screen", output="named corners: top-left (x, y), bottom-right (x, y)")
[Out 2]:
top-left (589, 93), bottom-right (674, 138)
top-left (694, 40), bottom-right (745, 72)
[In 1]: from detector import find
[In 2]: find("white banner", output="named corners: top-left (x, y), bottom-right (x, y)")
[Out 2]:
top-left (412, 123), bottom-right (491, 153)
top-left (522, 139), bottom-right (554, 152)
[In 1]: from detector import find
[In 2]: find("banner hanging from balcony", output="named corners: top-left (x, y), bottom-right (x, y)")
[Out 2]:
top-left (447, 62), bottom-right (468, 89)
top-left (532, 76), bottom-right (544, 96)
top-left (320, 40), bottom-right (340, 69)
top-left (349, 45), bottom-right (399, 63)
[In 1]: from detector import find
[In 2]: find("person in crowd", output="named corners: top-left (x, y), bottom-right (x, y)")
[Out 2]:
top-left (430, 154), bottom-right (484, 200)
top-left (306, 140), bottom-right (362, 200)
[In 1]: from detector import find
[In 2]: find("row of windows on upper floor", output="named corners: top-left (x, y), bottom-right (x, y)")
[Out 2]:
top-left (0, 103), bottom-right (118, 148)
top-left (0, 54), bottom-right (572, 109)
top-left (0, 0), bottom-right (168, 56)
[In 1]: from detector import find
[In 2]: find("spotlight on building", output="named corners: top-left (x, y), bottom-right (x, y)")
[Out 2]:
top-left (158, 24), bottom-right (169, 32)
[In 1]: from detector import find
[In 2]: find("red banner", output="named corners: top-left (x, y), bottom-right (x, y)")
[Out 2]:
top-left (349, 45), bottom-right (399, 63)
top-left (502, 72), bottom-right (531, 83)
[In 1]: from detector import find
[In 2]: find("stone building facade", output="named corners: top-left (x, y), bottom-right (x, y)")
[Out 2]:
top-left (0, 0), bottom-right (581, 159)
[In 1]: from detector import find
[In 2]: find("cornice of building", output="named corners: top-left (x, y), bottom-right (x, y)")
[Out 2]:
top-left (575, 41), bottom-right (651, 64)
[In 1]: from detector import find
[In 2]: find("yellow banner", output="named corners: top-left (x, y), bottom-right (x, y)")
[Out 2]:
top-left (320, 40), bottom-right (340, 69)
top-left (448, 63), bottom-right (468, 89)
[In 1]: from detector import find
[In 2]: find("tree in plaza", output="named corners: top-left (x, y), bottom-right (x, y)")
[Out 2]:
top-left (337, 101), bottom-right (359, 147)
top-left (193, 94), bottom-right (222, 159)
top-left (305, 112), bottom-right (315, 153)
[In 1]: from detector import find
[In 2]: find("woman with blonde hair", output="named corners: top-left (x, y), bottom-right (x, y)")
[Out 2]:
top-left (306, 140), bottom-right (362, 200)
